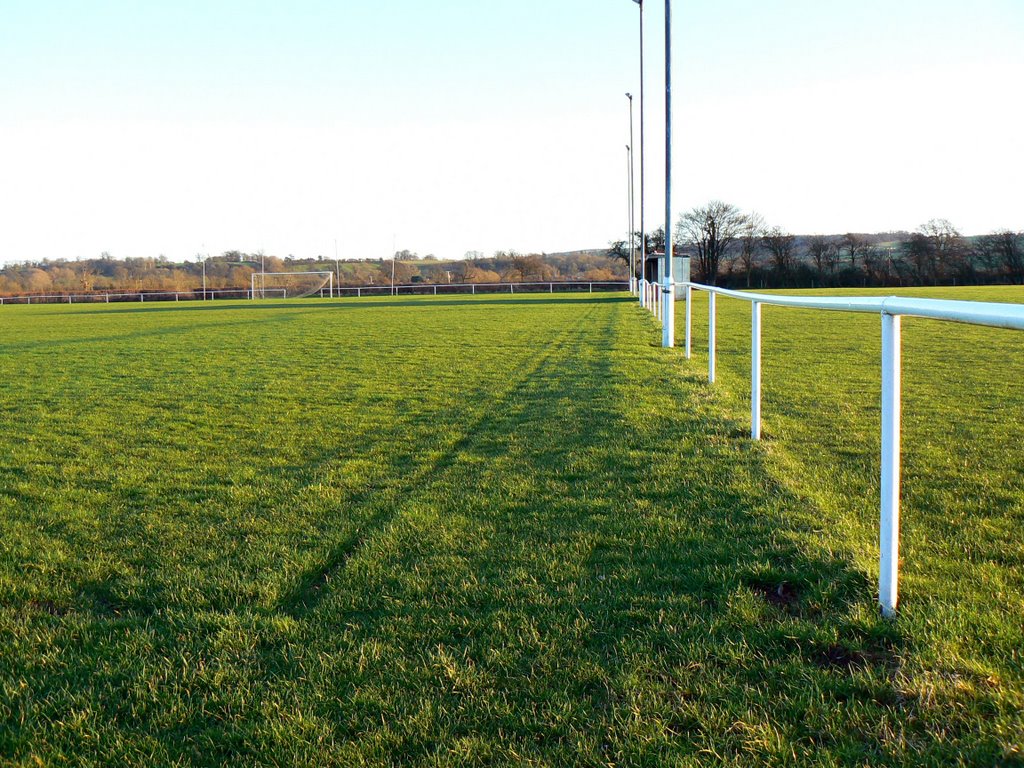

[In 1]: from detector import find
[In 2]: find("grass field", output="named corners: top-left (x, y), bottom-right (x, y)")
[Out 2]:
top-left (0, 290), bottom-right (1021, 766)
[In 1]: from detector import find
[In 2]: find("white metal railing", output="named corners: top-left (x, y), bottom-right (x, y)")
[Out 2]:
top-left (0, 288), bottom-right (287, 305)
top-left (679, 281), bottom-right (1024, 617)
top-left (0, 281), bottom-right (631, 306)
top-left (332, 280), bottom-right (628, 297)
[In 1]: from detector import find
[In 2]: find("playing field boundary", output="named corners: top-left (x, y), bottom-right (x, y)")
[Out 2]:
top-left (0, 281), bottom-right (629, 305)
top-left (664, 281), bottom-right (1024, 618)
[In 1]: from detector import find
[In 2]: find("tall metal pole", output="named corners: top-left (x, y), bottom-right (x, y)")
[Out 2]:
top-left (633, 0), bottom-right (646, 307)
top-left (662, 0), bottom-right (675, 347)
top-left (391, 233), bottom-right (397, 296)
top-left (626, 144), bottom-right (633, 292)
top-left (626, 93), bottom-right (636, 294)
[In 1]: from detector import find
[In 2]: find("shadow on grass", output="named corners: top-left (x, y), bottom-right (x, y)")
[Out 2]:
top-left (274, 317), bottom-right (586, 618)
top-left (259, 305), bottom-right (923, 765)
top-left (42, 293), bottom-right (632, 317)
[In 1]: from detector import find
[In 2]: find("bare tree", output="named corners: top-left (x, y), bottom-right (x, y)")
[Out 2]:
top-left (606, 240), bottom-right (629, 264)
top-left (975, 230), bottom-right (1024, 284)
top-left (918, 218), bottom-right (967, 281)
top-left (675, 201), bottom-right (747, 285)
top-left (807, 235), bottom-right (831, 275)
top-left (842, 233), bottom-right (871, 270)
top-left (901, 233), bottom-right (932, 284)
top-left (737, 212), bottom-right (765, 288)
top-left (761, 227), bottom-right (797, 276)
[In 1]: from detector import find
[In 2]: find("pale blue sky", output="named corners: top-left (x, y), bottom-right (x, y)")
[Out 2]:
top-left (1, 1), bottom-right (1022, 263)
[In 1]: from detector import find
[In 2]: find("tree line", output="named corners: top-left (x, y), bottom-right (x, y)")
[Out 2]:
top-left (610, 202), bottom-right (1024, 288)
top-left (0, 250), bottom-right (626, 296)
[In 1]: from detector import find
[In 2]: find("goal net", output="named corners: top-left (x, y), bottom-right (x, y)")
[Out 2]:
top-left (250, 271), bottom-right (334, 299)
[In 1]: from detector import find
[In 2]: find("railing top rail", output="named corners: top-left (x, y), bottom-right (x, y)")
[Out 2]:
top-left (683, 281), bottom-right (1024, 332)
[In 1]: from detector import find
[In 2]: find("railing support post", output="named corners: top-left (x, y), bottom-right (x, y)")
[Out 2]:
top-left (751, 301), bottom-right (762, 440)
top-left (708, 291), bottom-right (716, 382)
top-left (685, 284), bottom-right (692, 359)
top-left (880, 312), bottom-right (902, 618)
top-left (663, 281), bottom-right (675, 346)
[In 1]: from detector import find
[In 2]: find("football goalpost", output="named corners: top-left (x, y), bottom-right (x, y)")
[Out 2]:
top-left (250, 271), bottom-right (335, 299)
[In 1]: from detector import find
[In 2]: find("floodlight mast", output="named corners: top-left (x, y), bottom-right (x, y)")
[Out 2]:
top-left (626, 143), bottom-right (632, 290)
top-left (626, 92), bottom-right (636, 294)
top-left (631, 0), bottom-right (646, 308)
top-left (662, 0), bottom-right (674, 348)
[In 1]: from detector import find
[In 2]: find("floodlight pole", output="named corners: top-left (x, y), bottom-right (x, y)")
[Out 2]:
top-left (626, 143), bottom-right (633, 292)
top-left (626, 92), bottom-right (636, 294)
top-left (632, 0), bottom-right (646, 308)
top-left (391, 234), bottom-right (397, 296)
top-left (661, 0), bottom-right (675, 348)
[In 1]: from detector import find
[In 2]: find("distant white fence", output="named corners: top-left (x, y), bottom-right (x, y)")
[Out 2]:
top-left (0, 281), bottom-right (629, 306)
top-left (333, 281), bottom-right (628, 297)
top-left (680, 281), bottom-right (1024, 617)
top-left (0, 289), bottom-right (284, 305)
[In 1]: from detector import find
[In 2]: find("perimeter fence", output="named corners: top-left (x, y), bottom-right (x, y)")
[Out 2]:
top-left (670, 281), bottom-right (1024, 617)
top-left (0, 281), bottom-right (629, 306)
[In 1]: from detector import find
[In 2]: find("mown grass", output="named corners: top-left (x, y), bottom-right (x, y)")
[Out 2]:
top-left (0, 291), bottom-right (1021, 766)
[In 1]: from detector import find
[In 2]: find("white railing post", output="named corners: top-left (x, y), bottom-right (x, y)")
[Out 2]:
top-left (751, 301), bottom-right (762, 440)
top-left (685, 284), bottom-right (692, 359)
top-left (880, 312), bottom-right (902, 617)
top-left (708, 291), bottom-right (717, 383)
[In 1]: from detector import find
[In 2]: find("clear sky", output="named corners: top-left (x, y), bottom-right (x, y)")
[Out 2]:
top-left (1, 0), bottom-right (1022, 264)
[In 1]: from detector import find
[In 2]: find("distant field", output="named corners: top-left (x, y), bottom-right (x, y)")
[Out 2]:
top-left (0, 290), bottom-right (1021, 766)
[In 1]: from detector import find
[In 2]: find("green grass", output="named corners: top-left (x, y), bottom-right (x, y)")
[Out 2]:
top-left (0, 290), bottom-right (1021, 766)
